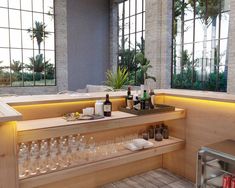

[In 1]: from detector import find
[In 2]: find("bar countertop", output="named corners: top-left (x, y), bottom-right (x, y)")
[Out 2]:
top-left (1, 89), bottom-right (235, 123)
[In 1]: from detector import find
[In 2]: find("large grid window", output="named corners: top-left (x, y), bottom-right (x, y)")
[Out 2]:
top-left (172, 0), bottom-right (230, 92)
top-left (118, 0), bottom-right (145, 85)
top-left (0, 0), bottom-right (55, 87)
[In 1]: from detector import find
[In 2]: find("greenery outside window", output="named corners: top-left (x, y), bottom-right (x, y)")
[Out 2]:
top-left (0, 0), bottom-right (55, 87)
top-left (118, 0), bottom-right (148, 86)
top-left (172, 0), bottom-right (230, 92)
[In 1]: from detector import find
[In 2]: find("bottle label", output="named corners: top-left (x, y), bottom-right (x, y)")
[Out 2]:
top-left (104, 105), bottom-right (111, 112)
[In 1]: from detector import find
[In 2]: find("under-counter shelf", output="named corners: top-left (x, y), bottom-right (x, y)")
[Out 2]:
top-left (19, 137), bottom-right (184, 188)
top-left (17, 109), bottom-right (185, 143)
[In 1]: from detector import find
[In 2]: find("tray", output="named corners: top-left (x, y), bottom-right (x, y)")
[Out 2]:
top-left (119, 104), bottom-right (175, 115)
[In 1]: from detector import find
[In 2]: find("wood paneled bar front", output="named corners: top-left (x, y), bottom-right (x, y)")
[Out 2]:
top-left (2, 89), bottom-right (234, 187)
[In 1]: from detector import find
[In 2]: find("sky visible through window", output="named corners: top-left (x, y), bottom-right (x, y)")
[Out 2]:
top-left (0, 0), bottom-right (55, 87)
top-left (172, 0), bottom-right (230, 92)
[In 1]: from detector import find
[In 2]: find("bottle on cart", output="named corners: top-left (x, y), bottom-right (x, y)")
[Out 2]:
top-left (126, 86), bottom-right (133, 109)
top-left (162, 125), bottom-right (169, 139)
top-left (104, 94), bottom-right (112, 117)
top-left (148, 126), bottom-right (155, 139)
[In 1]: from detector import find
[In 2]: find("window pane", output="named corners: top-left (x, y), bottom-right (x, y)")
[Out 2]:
top-left (0, 48), bottom-right (10, 67)
top-left (22, 11), bottom-right (33, 29)
top-left (124, 1), bottom-right (129, 18)
top-left (0, 0), bottom-right (7, 7)
top-left (23, 49), bottom-right (34, 86)
top-left (33, 0), bottom-right (43, 12)
top-left (44, 0), bottom-right (54, 14)
top-left (22, 30), bottom-right (33, 49)
top-left (221, 12), bottom-right (229, 39)
top-left (9, 0), bottom-right (20, 9)
top-left (124, 18), bottom-right (129, 35)
top-left (130, 34), bottom-right (135, 49)
top-left (220, 39), bottom-right (228, 67)
top-left (136, 14), bottom-right (142, 32)
top-left (118, 3), bottom-right (123, 20)
top-left (130, 16), bottom-right (135, 33)
top-left (11, 49), bottom-right (23, 86)
top-left (44, 14), bottom-right (54, 32)
top-left (45, 32), bottom-right (54, 50)
top-left (184, 0), bottom-right (194, 21)
top-left (9, 9), bottom-right (21, 29)
top-left (0, 68), bottom-right (10, 86)
top-left (0, 28), bottom-right (9, 47)
top-left (184, 20), bottom-right (193, 44)
top-left (136, 0), bottom-right (142, 13)
top-left (45, 50), bottom-right (55, 85)
top-left (0, 8), bottom-right (8, 28)
top-left (33, 13), bottom-right (43, 24)
top-left (10, 29), bottom-right (21, 48)
top-left (130, 0), bottom-right (136, 16)
top-left (21, 0), bottom-right (32, 11)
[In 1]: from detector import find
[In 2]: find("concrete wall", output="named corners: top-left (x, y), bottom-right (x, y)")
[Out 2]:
top-left (67, 0), bottom-right (110, 90)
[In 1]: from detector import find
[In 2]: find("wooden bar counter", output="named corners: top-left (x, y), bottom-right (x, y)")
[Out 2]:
top-left (1, 89), bottom-right (235, 187)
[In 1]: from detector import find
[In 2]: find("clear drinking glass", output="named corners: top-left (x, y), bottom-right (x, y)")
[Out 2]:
top-left (18, 143), bottom-right (29, 178)
top-left (39, 140), bottom-right (49, 174)
top-left (88, 137), bottom-right (96, 161)
top-left (49, 138), bottom-right (59, 171)
top-left (68, 135), bottom-right (79, 164)
top-left (78, 135), bottom-right (87, 161)
top-left (58, 136), bottom-right (69, 168)
top-left (28, 141), bottom-right (39, 175)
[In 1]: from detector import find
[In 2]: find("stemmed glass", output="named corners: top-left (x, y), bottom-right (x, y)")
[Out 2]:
top-left (87, 137), bottom-right (96, 161)
top-left (68, 135), bottom-right (79, 165)
top-left (78, 135), bottom-right (87, 162)
top-left (39, 140), bottom-right (49, 173)
top-left (59, 136), bottom-right (69, 168)
top-left (28, 141), bottom-right (40, 175)
top-left (18, 143), bottom-right (29, 178)
top-left (49, 138), bottom-right (59, 171)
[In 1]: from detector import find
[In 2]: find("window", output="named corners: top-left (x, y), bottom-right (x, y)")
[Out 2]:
top-left (118, 0), bottom-right (146, 85)
top-left (0, 0), bottom-right (55, 87)
top-left (172, 0), bottom-right (230, 91)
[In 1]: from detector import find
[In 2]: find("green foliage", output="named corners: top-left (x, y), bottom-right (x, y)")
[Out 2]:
top-left (105, 67), bottom-right (129, 90)
top-left (11, 60), bottom-right (23, 73)
top-left (27, 21), bottom-right (50, 54)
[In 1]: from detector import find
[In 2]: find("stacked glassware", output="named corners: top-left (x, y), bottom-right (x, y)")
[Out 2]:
top-left (18, 133), bottom-right (139, 178)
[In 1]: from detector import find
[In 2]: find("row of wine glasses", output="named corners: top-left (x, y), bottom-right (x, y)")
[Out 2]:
top-left (18, 133), bottom-right (139, 178)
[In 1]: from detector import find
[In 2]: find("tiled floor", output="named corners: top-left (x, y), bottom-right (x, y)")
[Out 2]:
top-left (102, 169), bottom-right (195, 188)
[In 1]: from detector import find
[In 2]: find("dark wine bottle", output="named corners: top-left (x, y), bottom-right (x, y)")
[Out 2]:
top-left (104, 94), bottom-right (112, 117)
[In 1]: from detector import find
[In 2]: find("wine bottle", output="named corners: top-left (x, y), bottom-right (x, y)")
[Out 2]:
top-left (104, 94), bottom-right (112, 117)
top-left (126, 86), bottom-right (133, 109)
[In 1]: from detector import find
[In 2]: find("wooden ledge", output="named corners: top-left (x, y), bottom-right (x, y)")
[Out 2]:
top-left (17, 109), bottom-right (186, 142)
top-left (19, 137), bottom-right (185, 188)
top-left (0, 101), bottom-right (22, 123)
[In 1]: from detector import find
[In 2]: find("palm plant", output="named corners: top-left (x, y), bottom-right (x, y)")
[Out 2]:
top-left (27, 54), bottom-right (48, 73)
top-left (11, 60), bottom-right (22, 73)
top-left (134, 53), bottom-right (156, 85)
top-left (27, 21), bottom-right (50, 54)
top-left (105, 67), bottom-right (129, 90)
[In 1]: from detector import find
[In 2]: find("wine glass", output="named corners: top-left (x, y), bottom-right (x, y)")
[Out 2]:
top-left (68, 135), bottom-right (79, 164)
top-left (59, 136), bottom-right (69, 168)
top-left (18, 143), bottom-right (29, 178)
top-left (78, 135), bottom-right (87, 162)
top-left (28, 141), bottom-right (39, 175)
top-left (49, 138), bottom-right (59, 171)
top-left (39, 140), bottom-right (49, 174)
top-left (87, 137), bottom-right (96, 161)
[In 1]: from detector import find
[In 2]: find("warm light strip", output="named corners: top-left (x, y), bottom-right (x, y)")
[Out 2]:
top-left (163, 95), bottom-right (235, 108)
top-left (11, 98), bottom-right (125, 109)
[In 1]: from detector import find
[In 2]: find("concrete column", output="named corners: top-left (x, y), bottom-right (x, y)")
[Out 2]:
top-left (145, 0), bottom-right (162, 89)
top-left (55, 0), bottom-right (68, 92)
top-left (110, 0), bottom-right (119, 73)
top-left (227, 0), bottom-right (235, 94)
top-left (160, 0), bottom-right (172, 89)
